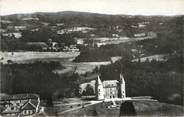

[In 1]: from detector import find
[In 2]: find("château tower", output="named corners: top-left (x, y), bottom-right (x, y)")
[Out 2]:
top-left (95, 76), bottom-right (105, 100)
top-left (119, 73), bottom-right (126, 98)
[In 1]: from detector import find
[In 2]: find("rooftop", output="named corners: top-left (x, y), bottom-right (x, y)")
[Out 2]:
top-left (0, 94), bottom-right (39, 101)
top-left (103, 80), bottom-right (119, 88)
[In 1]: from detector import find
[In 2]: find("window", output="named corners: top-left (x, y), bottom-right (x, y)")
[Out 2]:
top-left (22, 111), bottom-right (25, 115)
top-left (11, 107), bottom-right (14, 110)
top-left (29, 110), bottom-right (33, 114)
top-left (27, 110), bottom-right (29, 114)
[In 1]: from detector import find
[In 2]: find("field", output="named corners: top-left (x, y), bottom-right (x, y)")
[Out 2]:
top-left (59, 100), bottom-right (184, 116)
top-left (0, 52), bottom-right (110, 74)
top-left (0, 52), bottom-right (80, 64)
top-left (68, 61), bottom-right (111, 74)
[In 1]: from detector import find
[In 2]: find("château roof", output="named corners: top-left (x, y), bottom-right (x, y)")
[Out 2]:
top-left (102, 80), bottom-right (119, 88)
top-left (96, 76), bottom-right (103, 85)
top-left (120, 73), bottom-right (125, 84)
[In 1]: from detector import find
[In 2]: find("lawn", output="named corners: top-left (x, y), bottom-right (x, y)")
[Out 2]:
top-left (60, 100), bottom-right (184, 116)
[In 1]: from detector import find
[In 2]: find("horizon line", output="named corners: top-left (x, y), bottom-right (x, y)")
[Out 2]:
top-left (1, 10), bottom-right (184, 17)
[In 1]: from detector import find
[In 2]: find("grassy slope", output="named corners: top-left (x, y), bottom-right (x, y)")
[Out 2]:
top-left (61, 101), bottom-right (184, 116)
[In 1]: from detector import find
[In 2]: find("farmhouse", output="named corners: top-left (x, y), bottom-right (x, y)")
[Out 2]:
top-left (2, 32), bottom-right (22, 39)
top-left (75, 38), bottom-right (84, 45)
top-left (14, 26), bottom-right (27, 31)
top-left (0, 94), bottom-right (40, 116)
top-left (134, 33), bottom-right (146, 37)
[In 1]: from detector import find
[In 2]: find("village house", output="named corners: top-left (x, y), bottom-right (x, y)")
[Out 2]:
top-left (47, 42), bottom-right (59, 51)
top-left (63, 45), bottom-right (79, 52)
top-left (56, 23), bottom-right (64, 26)
top-left (31, 28), bottom-right (39, 32)
top-left (134, 33), bottom-right (146, 37)
top-left (110, 56), bottom-right (122, 63)
top-left (41, 22), bottom-right (49, 26)
top-left (0, 94), bottom-right (40, 116)
top-left (137, 22), bottom-right (150, 28)
top-left (112, 34), bottom-right (120, 38)
top-left (14, 26), bottom-right (27, 31)
top-left (57, 29), bottom-right (66, 35)
top-left (2, 32), bottom-right (22, 39)
top-left (75, 38), bottom-right (84, 45)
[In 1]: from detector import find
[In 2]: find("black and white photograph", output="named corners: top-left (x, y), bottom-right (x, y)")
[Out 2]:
top-left (0, 0), bottom-right (183, 116)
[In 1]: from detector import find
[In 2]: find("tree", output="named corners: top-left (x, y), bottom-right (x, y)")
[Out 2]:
top-left (85, 84), bottom-right (94, 96)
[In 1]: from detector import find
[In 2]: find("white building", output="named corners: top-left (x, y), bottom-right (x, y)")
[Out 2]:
top-left (80, 73), bottom-right (126, 100)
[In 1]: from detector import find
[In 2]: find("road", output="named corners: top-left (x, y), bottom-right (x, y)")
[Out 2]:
top-left (58, 100), bottom-right (102, 115)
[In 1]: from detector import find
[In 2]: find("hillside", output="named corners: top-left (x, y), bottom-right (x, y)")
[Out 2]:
top-left (60, 100), bottom-right (184, 116)
top-left (1, 11), bottom-right (175, 25)
top-left (1, 11), bottom-right (183, 52)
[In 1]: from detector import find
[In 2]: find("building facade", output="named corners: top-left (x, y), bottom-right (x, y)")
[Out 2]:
top-left (103, 80), bottom-right (119, 99)
top-left (79, 73), bottom-right (126, 100)
top-left (0, 94), bottom-right (40, 116)
top-left (96, 73), bottom-right (126, 100)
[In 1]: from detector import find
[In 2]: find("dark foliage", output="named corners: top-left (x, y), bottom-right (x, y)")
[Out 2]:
top-left (98, 55), bottom-right (183, 105)
top-left (120, 101), bottom-right (137, 116)
top-left (0, 62), bottom-right (80, 101)
top-left (0, 37), bottom-right (27, 51)
top-left (84, 84), bottom-right (95, 96)
top-left (74, 43), bottom-right (133, 62)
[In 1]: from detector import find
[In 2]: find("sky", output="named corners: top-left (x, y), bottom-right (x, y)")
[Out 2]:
top-left (0, 0), bottom-right (184, 16)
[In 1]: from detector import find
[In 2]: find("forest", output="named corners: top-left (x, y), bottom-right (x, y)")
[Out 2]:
top-left (98, 54), bottom-right (183, 105)
top-left (0, 61), bottom-right (80, 106)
